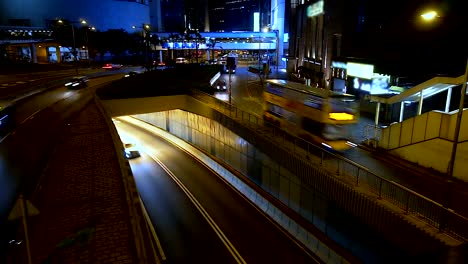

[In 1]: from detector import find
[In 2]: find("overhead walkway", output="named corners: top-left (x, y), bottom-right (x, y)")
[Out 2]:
top-left (364, 73), bottom-right (468, 181)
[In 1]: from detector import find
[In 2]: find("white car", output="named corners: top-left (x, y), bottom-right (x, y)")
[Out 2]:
top-left (65, 76), bottom-right (88, 88)
top-left (123, 143), bottom-right (141, 159)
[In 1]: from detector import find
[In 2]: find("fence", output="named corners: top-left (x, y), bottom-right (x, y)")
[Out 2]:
top-left (187, 88), bottom-right (468, 242)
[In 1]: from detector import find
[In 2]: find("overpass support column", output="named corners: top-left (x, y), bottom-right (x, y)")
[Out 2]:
top-left (374, 102), bottom-right (381, 147)
top-left (445, 87), bottom-right (452, 112)
top-left (375, 102), bottom-right (380, 125)
top-left (417, 91), bottom-right (424, 115)
top-left (30, 43), bottom-right (38, 63)
top-left (399, 101), bottom-right (405, 122)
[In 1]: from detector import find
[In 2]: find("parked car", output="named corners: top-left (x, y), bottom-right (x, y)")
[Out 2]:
top-left (65, 76), bottom-right (88, 88)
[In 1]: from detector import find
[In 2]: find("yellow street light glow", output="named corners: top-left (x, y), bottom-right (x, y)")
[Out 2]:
top-left (329, 113), bottom-right (355, 121)
top-left (144, 25), bottom-right (150, 29)
top-left (81, 20), bottom-right (87, 24)
top-left (421, 10), bottom-right (438, 21)
top-left (58, 19), bottom-right (63, 23)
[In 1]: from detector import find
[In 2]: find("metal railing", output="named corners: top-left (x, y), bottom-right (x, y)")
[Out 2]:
top-left (189, 88), bottom-right (468, 242)
top-left (363, 124), bottom-right (382, 148)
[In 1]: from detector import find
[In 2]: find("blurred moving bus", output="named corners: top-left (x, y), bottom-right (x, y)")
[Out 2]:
top-left (263, 79), bottom-right (359, 151)
top-left (0, 100), bottom-right (16, 140)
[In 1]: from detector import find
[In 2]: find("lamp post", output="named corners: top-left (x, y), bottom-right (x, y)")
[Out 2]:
top-left (447, 59), bottom-right (468, 168)
top-left (58, 19), bottom-right (87, 74)
top-left (420, 10), bottom-right (467, 227)
top-left (133, 24), bottom-right (151, 70)
top-left (84, 26), bottom-right (95, 62)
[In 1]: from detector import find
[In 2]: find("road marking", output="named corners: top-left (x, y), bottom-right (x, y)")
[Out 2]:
top-left (148, 153), bottom-right (246, 264)
top-left (139, 196), bottom-right (167, 262)
top-left (120, 116), bottom-right (321, 262)
top-left (21, 109), bottom-right (41, 125)
top-left (0, 132), bottom-right (13, 144)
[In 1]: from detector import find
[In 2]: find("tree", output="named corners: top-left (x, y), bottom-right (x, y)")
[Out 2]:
top-left (206, 38), bottom-right (218, 62)
top-left (182, 29), bottom-right (203, 63)
top-left (92, 29), bottom-right (137, 62)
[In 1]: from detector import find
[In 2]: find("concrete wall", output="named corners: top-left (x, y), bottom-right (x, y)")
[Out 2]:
top-left (378, 109), bottom-right (468, 181)
top-left (102, 95), bottom-right (191, 117)
top-left (101, 95), bottom-right (466, 262)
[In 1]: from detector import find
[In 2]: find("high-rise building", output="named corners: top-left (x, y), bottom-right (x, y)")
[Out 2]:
top-left (287, 0), bottom-right (467, 90)
top-left (0, 0), bottom-right (150, 32)
top-left (158, 0), bottom-right (268, 33)
top-left (224, 0), bottom-right (259, 31)
top-left (208, 0), bottom-right (226, 32)
top-left (159, 0), bottom-right (185, 32)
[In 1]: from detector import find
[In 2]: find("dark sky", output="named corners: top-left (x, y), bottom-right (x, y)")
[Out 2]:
top-left (361, 0), bottom-right (468, 76)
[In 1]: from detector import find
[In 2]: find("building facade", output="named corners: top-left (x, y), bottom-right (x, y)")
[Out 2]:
top-left (0, 0), bottom-right (150, 32)
top-left (287, 0), bottom-right (467, 91)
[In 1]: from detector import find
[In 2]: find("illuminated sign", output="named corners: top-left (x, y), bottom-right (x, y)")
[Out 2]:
top-left (253, 12), bottom-right (260, 32)
top-left (347, 62), bottom-right (374, 79)
top-left (331, 61), bottom-right (347, 69)
top-left (307, 0), bottom-right (324, 18)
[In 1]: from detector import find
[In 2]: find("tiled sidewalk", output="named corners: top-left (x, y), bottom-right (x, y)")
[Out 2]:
top-left (22, 100), bottom-right (142, 264)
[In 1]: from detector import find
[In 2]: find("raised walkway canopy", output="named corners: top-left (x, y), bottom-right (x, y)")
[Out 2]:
top-left (368, 74), bottom-right (467, 125)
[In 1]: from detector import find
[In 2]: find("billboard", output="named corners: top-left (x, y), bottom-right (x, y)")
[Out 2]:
top-left (347, 62), bottom-right (374, 79)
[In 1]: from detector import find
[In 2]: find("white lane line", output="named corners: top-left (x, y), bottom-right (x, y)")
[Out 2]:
top-left (119, 116), bottom-right (321, 261)
top-left (148, 153), bottom-right (246, 264)
top-left (139, 196), bottom-right (167, 261)
top-left (20, 109), bottom-right (41, 125)
top-left (0, 132), bottom-right (13, 144)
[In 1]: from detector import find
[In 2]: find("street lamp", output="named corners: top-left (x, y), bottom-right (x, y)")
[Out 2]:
top-left (84, 26), bottom-right (96, 63)
top-left (133, 24), bottom-right (151, 70)
top-left (419, 9), bottom-right (468, 226)
top-left (420, 10), bottom-right (439, 21)
top-left (58, 19), bottom-right (87, 74)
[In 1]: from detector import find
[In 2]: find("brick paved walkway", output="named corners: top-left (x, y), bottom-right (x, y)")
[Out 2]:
top-left (21, 100), bottom-right (142, 264)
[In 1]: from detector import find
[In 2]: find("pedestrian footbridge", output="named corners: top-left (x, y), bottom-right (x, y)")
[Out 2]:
top-left (366, 74), bottom-right (468, 181)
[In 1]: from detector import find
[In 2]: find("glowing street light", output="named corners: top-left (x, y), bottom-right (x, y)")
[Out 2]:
top-left (132, 24), bottom-right (152, 70)
top-left (419, 8), bottom-right (468, 228)
top-left (420, 10), bottom-right (438, 21)
top-left (58, 19), bottom-right (89, 73)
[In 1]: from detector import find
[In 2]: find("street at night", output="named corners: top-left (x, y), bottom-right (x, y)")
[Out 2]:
top-left (1, 0), bottom-right (468, 263)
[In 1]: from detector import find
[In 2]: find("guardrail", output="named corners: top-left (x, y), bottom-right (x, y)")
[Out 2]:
top-left (188, 88), bottom-right (468, 242)
top-left (94, 95), bottom-right (161, 264)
